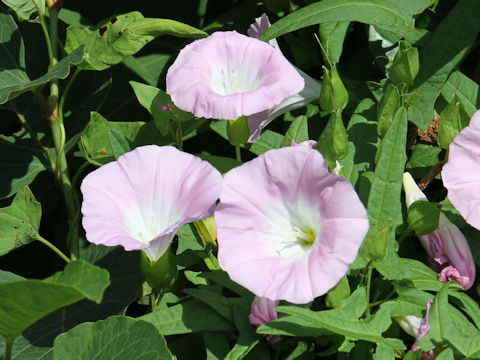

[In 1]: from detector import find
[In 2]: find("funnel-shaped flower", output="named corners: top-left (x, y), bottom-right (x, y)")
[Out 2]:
top-left (248, 296), bottom-right (282, 343)
top-left (246, 14), bottom-right (322, 142)
top-left (403, 172), bottom-right (476, 289)
top-left (166, 31), bottom-right (304, 120)
top-left (442, 110), bottom-right (480, 230)
top-left (81, 145), bottom-right (222, 261)
top-left (215, 146), bottom-right (369, 304)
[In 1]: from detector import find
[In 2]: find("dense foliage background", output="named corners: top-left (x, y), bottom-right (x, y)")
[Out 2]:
top-left (1, 0), bottom-right (480, 359)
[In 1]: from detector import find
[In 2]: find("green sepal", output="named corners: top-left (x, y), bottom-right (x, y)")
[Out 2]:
top-left (317, 112), bottom-right (349, 166)
top-left (140, 248), bottom-right (177, 291)
top-left (387, 41), bottom-right (419, 86)
top-left (377, 83), bottom-right (400, 137)
top-left (407, 201), bottom-right (441, 236)
top-left (226, 116), bottom-right (249, 145)
top-left (319, 66), bottom-right (349, 113)
top-left (360, 219), bottom-right (393, 263)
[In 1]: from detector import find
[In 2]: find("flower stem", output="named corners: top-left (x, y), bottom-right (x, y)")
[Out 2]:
top-left (36, 234), bottom-right (71, 263)
top-left (365, 265), bottom-right (373, 318)
top-left (5, 341), bottom-right (12, 360)
top-left (235, 145), bottom-right (242, 162)
top-left (176, 120), bottom-right (183, 151)
top-left (197, 0), bottom-right (208, 28)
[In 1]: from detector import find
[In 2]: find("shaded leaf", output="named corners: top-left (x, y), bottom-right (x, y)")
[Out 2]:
top-left (53, 316), bottom-right (173, 360)
top-left (0, 187), bottom-right (41, 256)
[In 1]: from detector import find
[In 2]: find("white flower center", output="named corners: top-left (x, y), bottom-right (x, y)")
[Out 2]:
top-left (209, 63), bottom-right (263, 96)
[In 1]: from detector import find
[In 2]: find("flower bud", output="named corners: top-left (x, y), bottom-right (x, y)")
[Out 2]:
top-left (248, 296), bottom-right (282, 343)
top-left (403, 172), bottom-right (476, 289)
top-left (319, 66), bottom-right (348, 113)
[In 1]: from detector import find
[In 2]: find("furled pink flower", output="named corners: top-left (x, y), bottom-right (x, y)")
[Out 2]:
top-left (442, 110), bottom-right (480, 230)
top-left (81, 145), bottom-right (222, 261)
top-left (215, 146), bottom-right (369, 304)
top-left (403, 172), bottom-right (476, 289)
top-left (408, 300), bottom-right (434, 358)
top-left (248, 296), bottom-right (282, 343)
top-left (247, 14), bottom-right (322, 142)
top-left (166, 31), bottom-right (304, 120)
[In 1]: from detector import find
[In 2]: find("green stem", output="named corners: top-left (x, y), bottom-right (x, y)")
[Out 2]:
top-left (197, 0), bottom-right (208, 28)
top-left (18, 114), bottom-right (55, 171)
top-left (176, 120), bottom-right (183, 151)
top-left (398, 225), bottom-right (414, 244)
top-left (365, 265), bottom-right (373, 317)
top-left (36, 235), bottom-right (71, 263)
top-left (37, 14), bottom-right (54, 71)
top-left (5, 341), bottom-right (12, 360)
top-left (49, 8), bottom-right (59, 106)
top-left (235, 145), bottom-right (242, 163)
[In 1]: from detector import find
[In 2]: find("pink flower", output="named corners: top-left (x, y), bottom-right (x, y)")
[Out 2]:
top-left (248, 296), bottom-right (282, 343)
top-left (403, 172), bottom-right (476, 289)
top-left (442, 110), bottom-right (480, 230)
top-left (81, 145), bottom-right (222, 260)
top-left (291, 140), bottom-right (317, 149)
top-left (215, 146), bottom-right (369, 304)
top-left (166, 31), bottom-right (304, 120)
top-left (246, 14), bottom-right (322, 142)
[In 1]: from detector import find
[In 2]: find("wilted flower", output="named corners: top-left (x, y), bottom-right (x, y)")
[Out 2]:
top-left (403, 172), bottom-right (476, 289)
top-left (248, 296), bottom-right (282, 343)
top-left (442, 110), bottom-right (480, 231)
top-left (166, 31), bottom-right (304, 120)
top-left (397, 300), bottom-right (434, 358)
top-left (215, 146), bottom-right (369, 304)
top-left (246, 14), bottom-right (322, 142)
top-left (81, 145), bottom-right (222, 261)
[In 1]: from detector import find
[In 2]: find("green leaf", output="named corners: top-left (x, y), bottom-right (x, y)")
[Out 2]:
top-left (365, 107), bottom-right (407, 242)
top-left (108, 129), bottom-right (132, 159)
top-left (80, 112), bottom-right (165, 165)
top-left (406, 0), bottom-right (480, 129)
top-left (0, 244), bottom-right (143, 359)
top-left (2, 0), bottom-right (44, 21)
top-left (65, 12), bottom-right (207, 71)
top-left (123, 53), bottom-right (171, 87)
top-left (387, 42), bottom-right (419, 86)
top-left (360, 219), bottom-right (393, 262)
top-left (319, 21), bottom-right (349, 64)
top-left (0, 132), bottom-right (47, 199)
top-left (438, 95), bottom-right (470, 149)
top-left (281, 115), bottom-right (309, 147)
top-left (197, 154), bottom-right (241, 174)
top-left (141, 300), bottom-right (234, 335)
top-left (130, 81), bottom-right (192, 136)
top-left (0, 260), bottom-right (109, 342)
top-left (441, 71), bottom-right (480, 117)
top-left (183, 288), bottom-right (234, 321)
top-left (407, 201), bottom-right (440, 236)
top-left (0, 13), bottom-right (84, 104)
top-left (204, 332), bottom-right (230, 360)
top-left (373, 343), bottom-right (394, 360)
top-left (0, 187), bottom-right (41, 256)
top-left (259, 288), bottom-right (404, 349)
top-left (224, 304), bottom-right (259, 360)
top-left (406, 144), bottom-right (442, 179)
top-left (53, 316), bottom-right (173, 360)
top-left (260, 0), bottom-right (417, 43)
top-left (377, 83), bottom-right (400, 137)
top-left (325, 275), bottom-right (351, 308)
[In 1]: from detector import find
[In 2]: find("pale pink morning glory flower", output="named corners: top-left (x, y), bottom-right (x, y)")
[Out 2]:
top-left (247, 14), bottom-right (322, 142)
top-left (403, 172), bottom-right (476, 289)
top-left (442, 110), bottom-right (480, 230)
top-left (81, 145), bottom-right (222, 261)
top-left (166, 31), bottom-right (304, 120)
top-left (248, 296), bottom-right (282, 343)
top-left (215, 146), bottom-right (369, 304)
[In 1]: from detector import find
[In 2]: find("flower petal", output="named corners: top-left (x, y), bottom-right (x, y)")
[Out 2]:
top-left (216, 146), bottom-right (369, 303)
top-left (166, 31), bottom-right (304, 120)
top-left (442, 110), bottom-right (480, 230)
top-left (81, 145), bottom-right (222, 260)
